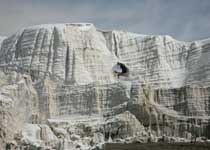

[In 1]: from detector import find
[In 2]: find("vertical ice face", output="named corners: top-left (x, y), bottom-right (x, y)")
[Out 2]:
top-left (1, 23), bottom-right (210, 148)
top-left (0, 23), bottom-right (210, 120)
top-left (0, 36), bottom-right (6, 45)
top-left (109, 34), bottom-right (189, 88)
top-left (1, 24), bottom-right (210, 88)
top-left (0, 24), bottom-right (117, 85)
top-left (0, 36), bottom-right (6, 54)
top-left (63, 24), bottom-right (117, 84)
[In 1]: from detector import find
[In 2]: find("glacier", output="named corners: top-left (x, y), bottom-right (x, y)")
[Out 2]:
top-left (0, 23), bottom-right (210, 149)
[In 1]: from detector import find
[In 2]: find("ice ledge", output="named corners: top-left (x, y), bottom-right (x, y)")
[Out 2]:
top-left (21, 22), bottom-right (94, 31)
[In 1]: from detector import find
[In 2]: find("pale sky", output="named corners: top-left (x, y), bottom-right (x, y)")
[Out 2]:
top-left (0, 0), bottom-right (210, 41)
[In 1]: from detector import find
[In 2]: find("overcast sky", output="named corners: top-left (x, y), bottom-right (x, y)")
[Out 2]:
top-left (0, 0), bottom-right (210, 41)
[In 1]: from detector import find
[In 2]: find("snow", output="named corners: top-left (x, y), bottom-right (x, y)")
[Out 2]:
top-left (0, 36), bottom-right (6, 49)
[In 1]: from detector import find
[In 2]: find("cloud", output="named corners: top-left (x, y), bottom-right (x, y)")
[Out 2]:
top-left (0, 0), bottom-right (210, 41)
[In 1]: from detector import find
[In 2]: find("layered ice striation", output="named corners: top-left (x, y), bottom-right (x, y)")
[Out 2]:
top-left (1, 24), bottom-right (210, 88)
top-left (0, 23), bottom-right (210, 149)
top-left (0, 23), bottom-right (116, 84)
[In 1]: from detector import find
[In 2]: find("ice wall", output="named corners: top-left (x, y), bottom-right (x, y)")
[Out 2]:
top-left (1, 23), bottom-right (210, 149)
top-left (0, 24), bottom-right (117, 84)
top-left (0, 23), bottom-right (210, 121)
top-left (0, 71), bottom-right (39, 147)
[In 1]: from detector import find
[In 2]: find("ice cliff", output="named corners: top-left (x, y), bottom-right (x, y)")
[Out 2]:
top-left (0, 23), bottom-right (210, 149)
